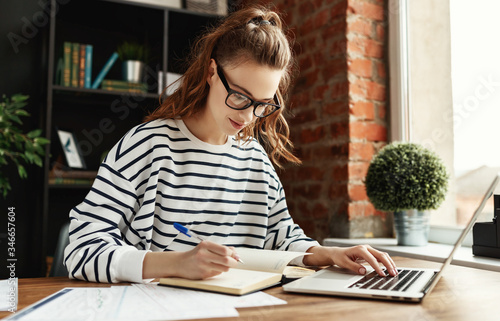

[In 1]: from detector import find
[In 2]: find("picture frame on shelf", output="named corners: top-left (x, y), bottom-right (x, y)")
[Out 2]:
top-left (56, 128), bottom-right (86, 169)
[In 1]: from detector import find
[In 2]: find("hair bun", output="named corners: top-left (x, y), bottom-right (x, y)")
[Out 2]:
top-left (248, 17), bottom-right (275, 26)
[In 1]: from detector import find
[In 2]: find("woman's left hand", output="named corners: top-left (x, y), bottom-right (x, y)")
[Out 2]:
top-left (303, 245), bottom-right (398, 277)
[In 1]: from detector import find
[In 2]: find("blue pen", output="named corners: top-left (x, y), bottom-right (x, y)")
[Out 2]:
top-left (173, 223), bottom-right (243, 263)
top-left (173, 222), bottom-right (205, 241)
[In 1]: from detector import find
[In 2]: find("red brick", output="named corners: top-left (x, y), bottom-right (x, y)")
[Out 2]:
top-left (304, 37), bottom-right (317, 51)
top-left (366, 80), bottom-right (386, 101)
top-left (303, 183), bottom-right (322, 199)
top-left (295, 219), bottom-right (315, 235)
top-left (322, 21), bottom-right (346, 41)
top-left (314, 10), bottom-right (330, 29)
top-left (348, 18), bottom-right (372, 37)
top-left (349, 142), bottom-right (375, 161)
top-left (322, 59), bottom-right (346, 81)
top-left (297, 166), bottom-right (326, 181)
top-left (350, 78), bottom-right (386, 101)
top-left (291, 91), bottom-right (310, 108)
top-left (376, 60), bottom-right (386, 79)
top-left (307, 69), bottom-right (320, 87)
top-left (330, 143), bottom-right (349, 157)
top-left (330, 39), bottom-right (348, 60)
top-left (300, 126), bottom-right (326, 144)
top-left (330, 183), bottom-right (348, 199)
top-left (347, 36), bottom-right (384, 59)
top-left (348, 184), bottom-right (368, 201)
top-left (331, 0), bottom-right (348, 18)
top-left (347, 0), bottom-right (385, 21)
top-left (291, 109), bottom-right (317, 125)
top-left (313, 0), bottom-right (323, 7)
top-left (312, 203), bottom-right (329, 219)
top-left (299, 17), bottom-right (315, 36)
top-left (332, 164), bottom-right (348, 181)
top-left (350, 100), bottom-right (375, 119)
top-left (299, 56), bottom-right (313, 72)
top-left (310, 144), bottom-right (347, 160)
top-left (299, 1), bottom-right (315, 16)
top-left (313, 51), bottom-right (326, 66)
top-left (313, 85), bottom-right (329, 101)
top-left (331, 81), bottom-right (349, 99)
top-left (348, 161), bottom-right (371, 180)
top-left (323, 101), bottom-right (348, 117)
top-left (350, 122), bottom-right (387, 142)
top-left (331, 122), bottom-right (349, 138)
top-left (348, 58), bottom-right (372, 78)
top-left (377, 103), bottom-right (386, 119)
top-left (365, 38), bottom-right (384, 58)
top-left (348, 201), bottom-right (377, 218)
top-left (376, 22), bottom-right (385, 41)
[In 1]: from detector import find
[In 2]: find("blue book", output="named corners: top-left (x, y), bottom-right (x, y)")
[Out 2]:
top-left (84, 45), bottom-right (93, 88)
top-left (91, 52), bottom-right (119, 89)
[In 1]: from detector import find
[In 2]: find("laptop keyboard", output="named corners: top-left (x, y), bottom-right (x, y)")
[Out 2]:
top-left (348, 269), bottom-right (425, 292)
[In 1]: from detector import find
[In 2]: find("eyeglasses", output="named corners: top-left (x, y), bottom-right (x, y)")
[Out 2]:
top-left (216, 65), bottom-right (281, 118)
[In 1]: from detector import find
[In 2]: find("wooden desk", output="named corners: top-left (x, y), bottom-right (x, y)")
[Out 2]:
top-left (2, 257), bottom-right (499, 321)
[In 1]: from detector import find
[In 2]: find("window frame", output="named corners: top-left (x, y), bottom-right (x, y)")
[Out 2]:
top-left (388, 0), bottom-right (470, 245)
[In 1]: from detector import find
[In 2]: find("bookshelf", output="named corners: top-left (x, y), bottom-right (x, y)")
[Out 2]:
top-left (42, 0), bottom-right (220, 272)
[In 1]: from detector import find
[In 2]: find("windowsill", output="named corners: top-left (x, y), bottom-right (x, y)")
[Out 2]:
top-left (323, 238), bottom-right (500, 272)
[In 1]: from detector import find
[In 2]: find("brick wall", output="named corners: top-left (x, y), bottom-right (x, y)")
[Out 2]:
top-left (241, 0), bottom-right (392, 241)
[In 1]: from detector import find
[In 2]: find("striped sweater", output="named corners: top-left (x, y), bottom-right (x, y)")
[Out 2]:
top-left (64, 119), bottom-right (319, 283)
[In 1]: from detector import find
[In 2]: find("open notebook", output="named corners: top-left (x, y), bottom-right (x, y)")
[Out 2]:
top-left (160, 248), bottom-right (310, 295)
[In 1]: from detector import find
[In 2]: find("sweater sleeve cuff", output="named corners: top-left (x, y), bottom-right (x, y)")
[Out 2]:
top-left (288, 240), bottom-right (321, 266)
top-left (114, 248), bottom-right (153, 283)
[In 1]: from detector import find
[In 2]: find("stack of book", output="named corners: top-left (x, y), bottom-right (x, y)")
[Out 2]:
top-left (56, 42), bottom-right (122, 90)
top-left (48, 166), bottom-right (97, 186)
top-left (58, 42), bottom-right (94, 88)
top-left (101, 79), bottom-right (148, 93)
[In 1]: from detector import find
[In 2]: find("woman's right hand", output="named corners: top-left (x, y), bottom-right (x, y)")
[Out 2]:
top-left (142, 241), bottom-right (240, 280)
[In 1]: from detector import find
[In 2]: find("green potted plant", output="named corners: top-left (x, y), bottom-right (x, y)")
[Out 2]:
top-left (117, 41), bottom-right (149, 83)
top-left (0, 94), bottom-right (49, 198)
top-left (364, 142), bottom-right (449, 246)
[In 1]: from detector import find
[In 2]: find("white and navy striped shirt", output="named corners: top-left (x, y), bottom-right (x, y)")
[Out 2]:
top-left (64, 119), bottom-right (319, 283)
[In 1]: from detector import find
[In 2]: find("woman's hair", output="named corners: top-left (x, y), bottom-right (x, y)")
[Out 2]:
top-left (144, 4), bottom-right (300, 167)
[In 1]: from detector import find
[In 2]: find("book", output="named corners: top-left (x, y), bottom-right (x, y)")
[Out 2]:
top-left (63, 42), bottom-right (72, 86)
top-left (91, 52), bottom-right (119, 89)
top-left (70, 42), bottom-right (80, 87)
top-left (78, 44), bottom-right (86, 88)
top-left (101, 79), bottom-right (148, 93)
top-left (159, 248), bottom-right (311, 296)
top-left (84, 45), bottom-right (93, 88)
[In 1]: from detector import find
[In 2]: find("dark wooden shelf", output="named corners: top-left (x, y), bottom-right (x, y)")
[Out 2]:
top-left (40, 0), bottom-right (222, 279)
top-left (48, 183), bottom-right (94, 189)
top-left (52, 85), bottom-right (159, 99)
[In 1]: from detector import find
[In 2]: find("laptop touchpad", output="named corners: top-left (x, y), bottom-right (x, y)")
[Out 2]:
top-left (313, 267), bottom-right (360, 281)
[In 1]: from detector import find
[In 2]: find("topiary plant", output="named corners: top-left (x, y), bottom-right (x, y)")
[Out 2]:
top-left (365, 142), bottom-right (449, 212)
top-left (0, 94), bottom-right (49, 198)
top-left (116, 41), bottom-right (149, 62)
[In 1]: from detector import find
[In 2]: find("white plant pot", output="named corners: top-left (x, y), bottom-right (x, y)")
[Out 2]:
top-left (393, 210), bottom-right (430, 246)
top-left (122, 60), bottom-right (145, 83)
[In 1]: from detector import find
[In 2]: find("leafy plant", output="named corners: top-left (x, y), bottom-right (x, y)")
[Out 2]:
top-left (0, 94), bottom-right (49, 198)
top-left (365, 142), bottom-right (449, 212)
top-left (117, 41), bottom-right (149, 62)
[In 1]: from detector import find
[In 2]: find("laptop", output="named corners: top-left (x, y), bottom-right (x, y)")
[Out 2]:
top-left (284, 173), bottom-right (500, 302)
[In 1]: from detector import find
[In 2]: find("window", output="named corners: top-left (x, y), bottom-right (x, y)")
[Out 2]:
top-left (390, 0), bottom-right (500, 235)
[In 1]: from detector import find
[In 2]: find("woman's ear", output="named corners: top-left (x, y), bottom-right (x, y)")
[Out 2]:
top-left (207, 59), bottom-right (217, 86)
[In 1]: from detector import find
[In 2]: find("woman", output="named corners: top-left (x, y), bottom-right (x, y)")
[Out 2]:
top-left (64, 5), bottom-right (397, 283)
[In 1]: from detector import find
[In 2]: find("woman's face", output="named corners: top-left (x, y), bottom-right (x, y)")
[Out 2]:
top-left (204, 59), bottom-right (284, 143)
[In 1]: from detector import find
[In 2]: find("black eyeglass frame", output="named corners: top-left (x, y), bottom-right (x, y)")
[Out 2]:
top-left (216, 65), bottom-right (281, 118)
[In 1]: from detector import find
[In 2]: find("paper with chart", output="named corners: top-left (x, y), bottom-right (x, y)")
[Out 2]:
top-left (4, 282), bottom-right (286, 320)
